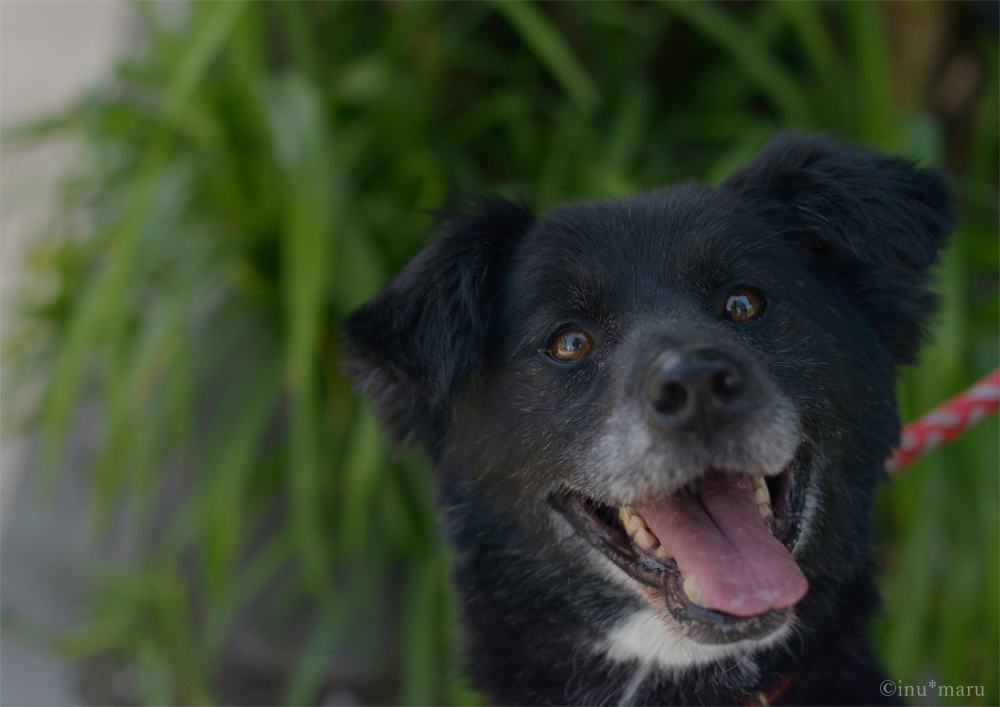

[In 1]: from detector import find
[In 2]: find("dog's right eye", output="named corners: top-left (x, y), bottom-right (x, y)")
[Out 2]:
top-left (546, 329), bottom-right (595, 362)
top-left (723, 288), bottom-right (765, 322)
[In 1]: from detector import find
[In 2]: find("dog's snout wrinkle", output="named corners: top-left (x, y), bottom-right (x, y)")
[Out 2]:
top-left (644, 349), bottom-right (752, 433)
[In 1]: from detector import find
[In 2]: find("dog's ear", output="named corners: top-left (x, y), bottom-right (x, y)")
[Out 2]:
top-left (722, 133), bottom-right (956, 363)
top-left (344, 197), bottom-right (533, 451)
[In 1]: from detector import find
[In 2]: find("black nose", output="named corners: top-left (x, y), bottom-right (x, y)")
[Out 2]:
top-left (644, 349), bottom-right (749, 430)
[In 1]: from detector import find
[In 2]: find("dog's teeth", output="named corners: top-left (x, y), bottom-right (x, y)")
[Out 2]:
top-left (653, 545), bottom-right (671, 561)
top-left (619, 506), bottom-right (649, 538)
top-left (633, 527), bottom-right (658, 553)
top-left (754, 481), bottom-right (771, 507)
top-left (683, 575), bottom-right (706, 605)
top-left (619, 506), bottom-right (635, 531)
top-left (753, 476), bottom-right (774, 521)
top-left (619, 507), bottom-right (638, 535)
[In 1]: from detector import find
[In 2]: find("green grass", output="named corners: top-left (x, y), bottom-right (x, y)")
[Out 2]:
top-left (4, 2), bottom-right (997, 704)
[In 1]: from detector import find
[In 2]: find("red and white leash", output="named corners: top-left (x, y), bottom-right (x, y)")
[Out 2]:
top-left (886, 367), bottom-right (1000, 473)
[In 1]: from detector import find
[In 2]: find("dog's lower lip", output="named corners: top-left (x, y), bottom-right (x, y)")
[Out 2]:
top-left (552, 452), bottom-right (810, 644)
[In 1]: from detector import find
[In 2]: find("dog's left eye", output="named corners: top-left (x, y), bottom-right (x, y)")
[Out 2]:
top-left (547, 329), bottom-right (595, 362)
top-left (723, 289), bottom-right (764, 322)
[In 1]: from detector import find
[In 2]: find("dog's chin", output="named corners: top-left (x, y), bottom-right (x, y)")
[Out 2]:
top-left (551, 446), bottom-right (811, 647)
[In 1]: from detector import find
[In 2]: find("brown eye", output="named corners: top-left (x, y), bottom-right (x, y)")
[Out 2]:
top-left (547, 329), bottom-right (595, 362)
top-left (723, 289), bottom-right (764, 322)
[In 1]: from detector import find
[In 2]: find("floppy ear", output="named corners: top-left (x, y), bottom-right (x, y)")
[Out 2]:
top-left (344, 198), bottom-right (534, 452)
top-left (722, 132), bottom-right (956, 364)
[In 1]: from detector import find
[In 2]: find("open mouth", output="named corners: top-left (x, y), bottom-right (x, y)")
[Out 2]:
top-left (552, 449), bottom-right (810, 645)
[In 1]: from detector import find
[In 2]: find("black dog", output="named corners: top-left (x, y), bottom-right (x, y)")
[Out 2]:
top-left (346, 134), bottom-right (953, 705)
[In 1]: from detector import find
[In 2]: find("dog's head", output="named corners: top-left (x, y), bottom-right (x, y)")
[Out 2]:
top-left (346, 134), bottom-right (953, 666)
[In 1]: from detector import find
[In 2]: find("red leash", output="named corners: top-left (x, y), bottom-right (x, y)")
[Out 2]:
top-left (886, 367), bottom-right (1000, 473)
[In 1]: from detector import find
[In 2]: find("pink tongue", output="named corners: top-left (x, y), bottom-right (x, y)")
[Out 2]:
top-left (637, 475), bottom-right (808, 617)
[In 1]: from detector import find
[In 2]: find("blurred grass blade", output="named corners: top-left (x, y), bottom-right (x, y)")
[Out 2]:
top-left (0, 109), bottom-right (80, 141)
top-left (704, 124), bottom-right (774, 187)
top-left (200, 349), bottom-right (283, 603)
top-left (266, 74), bottom-right (338, 595)
top-left (279, 2), bottom-right (321, 80)
top-left (779, 3), bottom-right (838, 85)
top-left (161, 2), bottom-right (250, 125)
top-left (605, 80), bottom-right (652, 173)
top-left (90, 166), bottom-right (197, 533)
top-left (968, 41), bottom-right (999, 180)
top-left (338, 405), bottom-right (384, 558)
top-left (665, 1), bottom-right (810, 126)
top-left (779, 2), bottom-right (850, 130)
top-left (495, 1), bottom-right (601, 113)
top-left (401, 549), bottom-right (446, 706)
top-left (284, 599), bottom-right (347, 706)
top-left (883, 465), bottom-right (947, 676)
top-left (38, 0), bottom-right (248, 479)
top-left (63, 566), bottom-right (211, 703)
top-left (137, 641), bottom-right (173, 706)
top-left (201, 529), bottom-right (294, 668)
top-left (841, 2), bottom-right (893, 147)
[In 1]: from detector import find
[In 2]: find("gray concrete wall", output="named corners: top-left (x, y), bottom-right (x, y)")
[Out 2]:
top-left (1, 4), bottom-right (130, 704)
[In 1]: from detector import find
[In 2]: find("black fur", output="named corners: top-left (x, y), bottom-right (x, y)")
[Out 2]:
top-left (345, 197), bottom-right (533, 455)
top-left (346, 134), bottom-right (954, 705)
